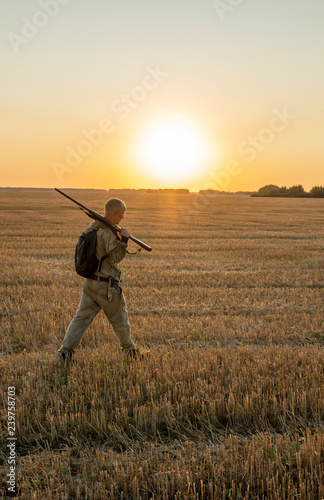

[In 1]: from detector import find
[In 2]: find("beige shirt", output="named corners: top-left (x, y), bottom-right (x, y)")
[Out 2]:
top-left (89, 220), bottom-right (128, 281)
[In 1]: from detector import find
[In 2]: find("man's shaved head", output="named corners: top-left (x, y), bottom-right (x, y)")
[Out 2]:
top-left (104, 198), bottom-right (126, 213)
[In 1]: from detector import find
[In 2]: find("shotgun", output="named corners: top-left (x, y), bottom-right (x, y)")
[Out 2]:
top-left (54, 188), bottom-right (152, 252)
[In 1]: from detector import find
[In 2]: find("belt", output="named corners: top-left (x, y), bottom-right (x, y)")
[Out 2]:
top-left (88, 275), bottom-right (117, 283)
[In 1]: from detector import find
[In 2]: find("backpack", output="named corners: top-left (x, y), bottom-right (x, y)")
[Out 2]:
top-left (75, 228), bottom-right (108, 278)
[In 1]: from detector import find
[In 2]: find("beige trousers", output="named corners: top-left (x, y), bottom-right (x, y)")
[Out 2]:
top-left (59, 278), bottom-right (136, 354)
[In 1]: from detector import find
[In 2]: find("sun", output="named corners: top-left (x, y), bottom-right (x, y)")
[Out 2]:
top-left (130, 114), bottom-right (215, 185)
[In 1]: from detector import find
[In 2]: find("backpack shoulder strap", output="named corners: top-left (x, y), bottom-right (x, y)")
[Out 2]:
top-left (98, 253), bottom-right (109, 272)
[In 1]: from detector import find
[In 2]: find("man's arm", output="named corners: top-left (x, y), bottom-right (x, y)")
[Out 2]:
top-left (102, 228), bottom-right (129, 263)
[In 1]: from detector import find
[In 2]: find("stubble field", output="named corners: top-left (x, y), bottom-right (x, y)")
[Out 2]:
top-left (0, 189), bottom-right (323, 499)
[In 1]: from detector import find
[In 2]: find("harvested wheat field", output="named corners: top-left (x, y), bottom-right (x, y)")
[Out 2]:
top-left (0, 188), bottom-right (323, 499)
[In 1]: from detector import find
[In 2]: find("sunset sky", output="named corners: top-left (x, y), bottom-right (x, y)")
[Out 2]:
top-left (1, 0), bottom-right (323, 191)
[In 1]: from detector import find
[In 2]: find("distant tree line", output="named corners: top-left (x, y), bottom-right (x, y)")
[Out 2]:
top-left (251, 184), bottom-right (324, 198)
top-left (199, 190), bottom-right (256, 196)
top-left (144, 188), bottom-right (190, 194)
top-left (108, 188), bottom-right (190, 194)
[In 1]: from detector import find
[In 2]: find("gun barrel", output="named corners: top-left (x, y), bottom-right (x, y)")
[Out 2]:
top-left (129, 235), bottom-right (152, 252)
top-left (54, 188), bottom-right (152, 252)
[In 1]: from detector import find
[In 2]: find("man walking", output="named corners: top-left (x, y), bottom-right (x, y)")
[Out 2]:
top-left (58, 197), bottom-right (139, 361)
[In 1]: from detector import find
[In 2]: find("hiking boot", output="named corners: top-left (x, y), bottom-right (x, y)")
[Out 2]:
top-left (125, 348), bottom-right (150, 359)
top-left (59, 350), bottom-right (73, 363)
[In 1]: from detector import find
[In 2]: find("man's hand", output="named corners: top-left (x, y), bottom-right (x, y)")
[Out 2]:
top-left (120, 228), bottom-right (130, 238)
